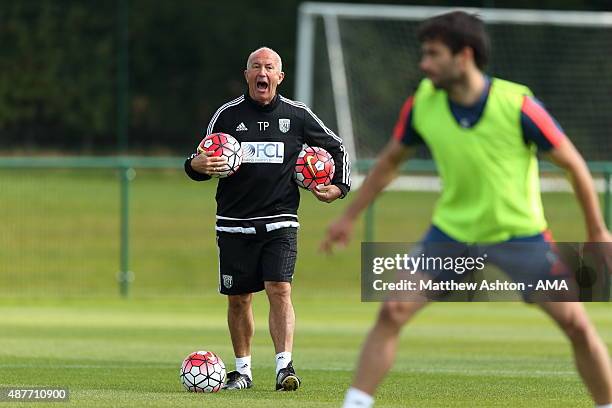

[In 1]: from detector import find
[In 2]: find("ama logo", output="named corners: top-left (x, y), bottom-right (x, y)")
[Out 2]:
top-left (241, 142), bottom-right (284, 164)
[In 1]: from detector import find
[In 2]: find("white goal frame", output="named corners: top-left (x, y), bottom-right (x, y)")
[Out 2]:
top-left (295, 2), bottom-right (612, 177)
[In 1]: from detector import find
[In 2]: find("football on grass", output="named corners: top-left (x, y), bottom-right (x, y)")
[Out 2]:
top-left (179, 351), bottom-right (226, 393)
top-left (294, 146), bottom-right (335, 190)
top-left (197, 133), bottom-right (243, 178)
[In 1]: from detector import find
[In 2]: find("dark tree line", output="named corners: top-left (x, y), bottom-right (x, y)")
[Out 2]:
top-left (1, 0), bottom-right (609, 154)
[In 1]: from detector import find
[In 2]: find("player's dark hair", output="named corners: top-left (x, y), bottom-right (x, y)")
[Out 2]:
top-left (417, 11), bottom-right (490, 70)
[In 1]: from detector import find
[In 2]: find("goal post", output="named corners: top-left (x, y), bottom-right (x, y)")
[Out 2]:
top-left (295, 3), bottom-right (612, 172)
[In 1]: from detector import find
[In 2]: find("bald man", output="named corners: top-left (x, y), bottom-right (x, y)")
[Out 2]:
top-left (185, 47), bottom-right (352, 391)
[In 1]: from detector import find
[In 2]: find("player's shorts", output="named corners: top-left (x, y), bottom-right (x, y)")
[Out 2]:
top-left (216, 227), bottom-right (298, 295)
top-left (415, 225), bottom-right (572, 301)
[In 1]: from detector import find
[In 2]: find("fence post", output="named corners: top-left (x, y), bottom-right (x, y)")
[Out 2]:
top-left (119, 166), bottom-right (135, 297)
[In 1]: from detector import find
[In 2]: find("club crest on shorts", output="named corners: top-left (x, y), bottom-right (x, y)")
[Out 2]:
top-left (222, 274), bottom-right (233, 289)
top-left (278, 118), bottom-right (290, 133)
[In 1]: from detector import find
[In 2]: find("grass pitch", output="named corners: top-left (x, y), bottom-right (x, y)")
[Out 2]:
top-left (1, 298), bottom-right (610, 407)
top-left (0, 168), bottom-right (610, 407)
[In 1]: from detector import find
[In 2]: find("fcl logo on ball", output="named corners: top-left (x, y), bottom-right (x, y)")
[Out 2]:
top-left (294, 146), bottom-right (335, 190)
top-left (179, 351), bottom-right (226, 393)
top-left (197, 133), bottom-right (243, 178)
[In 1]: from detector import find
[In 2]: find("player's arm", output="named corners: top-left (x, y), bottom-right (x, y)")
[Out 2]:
top-left (320, 139), bottom-right (414, 252)
top-left (545, 139), bottom-right (611, 241)
top-left (343, 138), bottom-right (414, 222)
top-left (522, 96), bottom-right (611, 241)
top-left (185, 151), bottom-right (228, 180)
top-left (302, 109), bottom-right (351, 203)
top-left (320, 95), bottom-right (419, 253)
top-left (184, 110), bottom-right (229, 181)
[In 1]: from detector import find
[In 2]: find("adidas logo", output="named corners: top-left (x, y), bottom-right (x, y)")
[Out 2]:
top-left (240, 364), bottom-right (249, 368)
top-left (236, 122), bottom-right (248, 131)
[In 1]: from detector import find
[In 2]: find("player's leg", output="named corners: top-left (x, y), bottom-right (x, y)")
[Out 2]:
top-left (265, 281), bottom-right (294, 356)
top-left (217, 232), bottom-right (263, 389)
top-left (538, 301), bottom-right (612, 405)
top-left (344, 225), bottom-right (465, 407)
top-left (224, 293), bottom-right (256, 388)
top-left (342, 300), bottom-right (428, 408)
top-left (224, 293), bottom-right (256, 389)
top-left (265, 281), bottom-right (300, 390)
top-left (261, 227), bottom-right (300, 390)
top-left (488, 232), bottom-right (611, 404)
top-left (227, 293), bottom-right (254, 362)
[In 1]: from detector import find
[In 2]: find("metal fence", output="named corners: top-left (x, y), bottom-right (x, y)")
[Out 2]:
top-left (2, 156), bottom-right (611, 296)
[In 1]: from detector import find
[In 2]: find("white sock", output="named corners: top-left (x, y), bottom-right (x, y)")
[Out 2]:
top-left (235, 355), bottom-right (252, 379)
top-left (342, 387), bottom-right (374, 408)
top-left (275, 351), bottom-right (292, 374)
top-left (595, 404), bottom-right (612, 408)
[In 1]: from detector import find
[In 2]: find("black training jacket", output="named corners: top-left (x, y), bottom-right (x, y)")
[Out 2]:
top-left (185, 93), bottom-right (351, 233)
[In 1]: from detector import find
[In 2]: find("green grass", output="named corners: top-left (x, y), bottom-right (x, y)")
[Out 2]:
top-left (0, 168), bottom-right (610, 406)
top-left (1, 298), bottom-right (610, 407)
top-left (0, 168), bottom-right (589, 296)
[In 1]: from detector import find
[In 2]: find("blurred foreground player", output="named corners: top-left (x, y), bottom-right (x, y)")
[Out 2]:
top-left (321, 11), bottom-right (612, 408)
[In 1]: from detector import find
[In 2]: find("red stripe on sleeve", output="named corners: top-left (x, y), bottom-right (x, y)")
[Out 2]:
top-left (521, 96), bottom-right (565, 147)
top-left (392, 96), bottom-right (414, 141)
top-left (542, 229), bottom-right (555, 244)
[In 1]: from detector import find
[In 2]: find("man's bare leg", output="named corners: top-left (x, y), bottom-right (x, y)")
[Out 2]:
top-left (538, 301), bottom-right (612, 405)
top-left (227, 293), bottom-right (254, 383)
top-left (342, 300), bottom-right (428, 407)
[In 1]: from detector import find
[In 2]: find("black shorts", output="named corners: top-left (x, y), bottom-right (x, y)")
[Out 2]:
top-left (216, 228), bottom-right (298, 295)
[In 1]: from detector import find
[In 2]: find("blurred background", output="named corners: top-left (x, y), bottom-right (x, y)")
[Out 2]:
top-left (2, 0), bottom-right (611, 154)
top-left (2, 0), bottom-right (612, 298)
top-left (1, 3), bottom-right (611, 406)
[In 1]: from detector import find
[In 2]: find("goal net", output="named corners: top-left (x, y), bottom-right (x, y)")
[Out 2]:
top-left (295, 3), bottom-right (612, 188)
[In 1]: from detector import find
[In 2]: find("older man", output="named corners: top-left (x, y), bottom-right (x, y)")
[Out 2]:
top-left (185, 47), bottom-right (351, 391)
